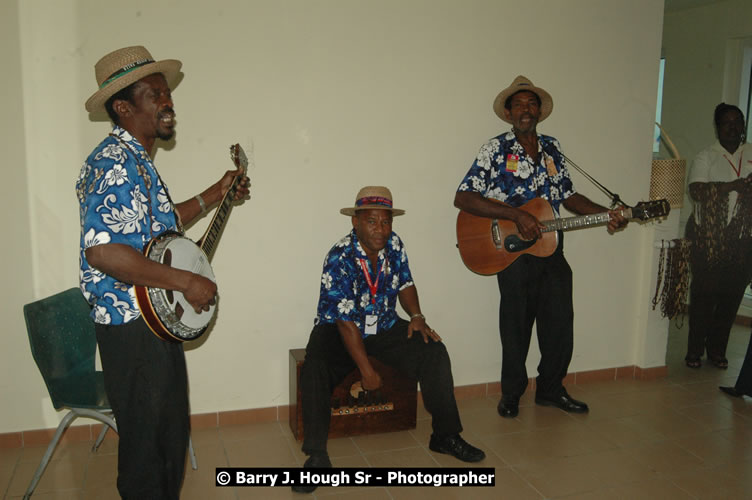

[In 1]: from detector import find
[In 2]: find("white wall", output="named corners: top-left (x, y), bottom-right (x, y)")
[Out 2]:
top-left (1, 0), bottom-right (665, 433)
top-left (0, 0), bottom-right (46, 433)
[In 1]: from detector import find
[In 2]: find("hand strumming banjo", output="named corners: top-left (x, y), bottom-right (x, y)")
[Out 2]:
top-left (134, 144), bottom-right (248, 342)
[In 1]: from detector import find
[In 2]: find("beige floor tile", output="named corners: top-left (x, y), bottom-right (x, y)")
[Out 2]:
top-left (671, 430), bottom-right (752, 466)
top-left (482, 423), bottom-right (616, 467)
top-left (512, 455), bottom-right (602, 498)
top-left (513, 406), bottom-right (585, 431)
top-left (457, 406), bottom-right (530, 439)
top-left (7, 458), bottom-right (86, 497)
top-left (662, 464), bottom-right (750, 499)
top-left (7, 489), bottom-right (83, 500)
top-left (623, 441), bottom-right (705, 476)
top-left (564, 477), bottom-right (693, 499)
top-left (81, 484), bottom-right (120, 500)
top-left (224, 435), bottom-right (297, 467)
top-left (364, 446), bottom-right (438, 468)
top-left (18, 440), bottom-right (93, 464)
top-left (617, 409), bottom-right (710, 439)
top-left (181, 483), bottom-right (238, 499)
top-left (185, 441), bottom-right (229, 470)
top-left (82, 452), bottom-right (118, 490)
top-left (350, 430), bottom-right (420, 454)
top-left (316, 487), bottom-right (392, 499)
top-left (584, 416), bottom-right (667, 448)
top-left (219, 421), bottom-right (286, 442)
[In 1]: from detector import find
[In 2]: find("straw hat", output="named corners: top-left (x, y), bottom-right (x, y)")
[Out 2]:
top-left (340, 186), bottom-right (405, 216)
top-left (85, 46), bottom-right (182, 113)
top-left (492, 75), bottom-right (553, 124)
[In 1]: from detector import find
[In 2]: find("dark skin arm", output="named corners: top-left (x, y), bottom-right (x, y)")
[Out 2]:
top-left (398, 285), bottom-right (441, 343)
top-left (85, 169), bottom-right (250, 313)
top-left (175, 166), bottom-right (250, 226)
top-left (85, 243), bottom-right (217, 313)
top-left (562, 193), bottom-right (627, 233)
top-left (336, 319), bottom-right (382, 390)
top-left (454, 191), bottom-right (627, 239)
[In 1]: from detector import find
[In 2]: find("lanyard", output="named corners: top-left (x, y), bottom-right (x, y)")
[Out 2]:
top-left (359, 258), bottom-right (384, 304)
top-left (723, 150), bottom-right (744, 178)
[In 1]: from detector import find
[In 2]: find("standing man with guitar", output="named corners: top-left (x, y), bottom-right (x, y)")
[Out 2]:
top-left (76, 46), bottom-right (249, 499)
top-left (454, 76), bottom-right (626, 419)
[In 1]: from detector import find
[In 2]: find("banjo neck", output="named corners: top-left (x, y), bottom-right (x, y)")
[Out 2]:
top-left (199, 144), bottom-right (248, 258)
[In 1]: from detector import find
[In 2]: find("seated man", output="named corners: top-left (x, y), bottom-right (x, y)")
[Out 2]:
top-left (294, 186), bottom-right (485, 493)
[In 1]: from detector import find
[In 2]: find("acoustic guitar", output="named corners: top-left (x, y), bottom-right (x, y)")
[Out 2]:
top-left (134, 144), bottom-right (248, 342)
top-left (456, 197), bottom-right (669, 275)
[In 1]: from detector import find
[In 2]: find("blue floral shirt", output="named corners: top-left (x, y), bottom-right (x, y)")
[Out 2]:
top-left (457, 131), bottom-right (576, 214)
top-left (315, 229), bottom-right (414, 337)
top-left (75, 126), bottom-right (179, 325)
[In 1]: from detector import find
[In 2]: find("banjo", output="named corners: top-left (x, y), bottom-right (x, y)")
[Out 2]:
top-left (134, 144), bottom-right (248, 342)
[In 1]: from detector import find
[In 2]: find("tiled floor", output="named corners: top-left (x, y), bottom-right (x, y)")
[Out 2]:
top-left (2, 320), bottom-right (751, 499)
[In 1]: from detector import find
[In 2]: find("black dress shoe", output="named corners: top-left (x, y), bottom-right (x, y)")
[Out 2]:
top-left (497, 398), bottom-right (519, 418)
top-left (535, 392), bottom-right (589, 413)
top-left (429, 434), bottom-right (486, 462)
top-left (291, 452), bottom-right (331, 493)
top-left (719, 386), bottom-right (744, 398)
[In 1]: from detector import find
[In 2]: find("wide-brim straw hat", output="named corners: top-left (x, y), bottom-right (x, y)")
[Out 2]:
top-left (492, 75), bottom-right (553, 124)
top-left (340, 186), bottom-right (405, 216)
top-left (85, 46), bottom-right (182, 113)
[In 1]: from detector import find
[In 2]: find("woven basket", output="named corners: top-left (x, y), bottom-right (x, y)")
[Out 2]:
top-left (650, 123), bottom-right (686, 209)
top-left (650, 158), bottom-right (686, 208)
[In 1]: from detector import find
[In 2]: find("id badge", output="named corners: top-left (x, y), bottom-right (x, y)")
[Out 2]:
top-left (545, 154), bottom-right (558, 176)
top-left (365, 314), bottom-right (378, 335)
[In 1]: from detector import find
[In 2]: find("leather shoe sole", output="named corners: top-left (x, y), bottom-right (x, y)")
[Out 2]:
top-left (497, 399), bottom-right (519, 418)
top-left (535, 393), bottom-right (589, 413)
top-left (429, 434), bottom-right (485, 462)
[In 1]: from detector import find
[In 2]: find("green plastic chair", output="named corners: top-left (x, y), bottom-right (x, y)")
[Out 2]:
top-left (23, 288), bottom-right (196, 499)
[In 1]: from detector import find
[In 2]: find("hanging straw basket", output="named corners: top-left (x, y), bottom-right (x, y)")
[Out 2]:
top-left (650, 123), bottom-right (686, 209)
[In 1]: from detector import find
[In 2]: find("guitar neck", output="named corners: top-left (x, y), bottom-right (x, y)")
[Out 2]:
top-left (199, 177), bottom-right (242, 257)
top-left (541, 207), bottom-right (632, 234)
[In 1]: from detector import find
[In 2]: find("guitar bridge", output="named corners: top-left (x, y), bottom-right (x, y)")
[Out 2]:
top-left (491, 219), bottom-right (503, 250)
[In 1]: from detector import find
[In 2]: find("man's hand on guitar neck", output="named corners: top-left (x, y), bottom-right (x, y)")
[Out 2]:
top-left (606, 209), bottom-right (628, 234)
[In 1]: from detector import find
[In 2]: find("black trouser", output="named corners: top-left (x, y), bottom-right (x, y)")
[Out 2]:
top-left (687, 261), bottom-right (750, 361)
top-left (300, 319), bottom-right (462, 455)
top-left (735, 330), bottom-right (752, 396)
top-left (95, 319), bottom-right (189, 500)
top-left (496, 237), bottom-right (574, 400)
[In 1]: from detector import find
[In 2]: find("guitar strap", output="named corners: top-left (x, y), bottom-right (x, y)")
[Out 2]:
top-left (541, 139), bottom-right (628, 208)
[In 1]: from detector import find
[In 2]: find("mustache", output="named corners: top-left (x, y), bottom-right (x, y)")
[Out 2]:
top-left (158, 107), bottom-right (175, 118)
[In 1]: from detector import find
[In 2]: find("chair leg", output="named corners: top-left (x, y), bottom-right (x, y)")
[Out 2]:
top-left (189, 436), bottom-right (198, 470)
top-left (23, 411), bottom-right (77, 500)
top-left (92, 424), bottom-right (109, 451)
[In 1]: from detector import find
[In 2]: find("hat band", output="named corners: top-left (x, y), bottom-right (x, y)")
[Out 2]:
top-left (99, 58), bottom-right (155, 89)
top-left (356, 196), bottom-right (393, 208)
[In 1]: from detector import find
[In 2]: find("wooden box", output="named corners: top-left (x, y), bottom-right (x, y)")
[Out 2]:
top-left (288, 348), bottom-right (417, 441)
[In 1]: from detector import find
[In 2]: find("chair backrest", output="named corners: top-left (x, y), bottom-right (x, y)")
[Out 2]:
top-left (24, 288), bottom-right (96, 409)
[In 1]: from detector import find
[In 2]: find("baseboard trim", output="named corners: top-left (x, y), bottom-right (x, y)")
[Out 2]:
top-left (1, 363), bottom-right (667, 448)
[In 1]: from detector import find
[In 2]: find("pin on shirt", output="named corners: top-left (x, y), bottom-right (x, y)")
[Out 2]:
top-left (506, 153), bottom-right (519, 172)
top-left (545, 154), bottom-right (558, 176)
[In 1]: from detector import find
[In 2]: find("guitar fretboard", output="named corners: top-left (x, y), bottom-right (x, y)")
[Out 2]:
top-left (541, 208), bottom-right (632, 233)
